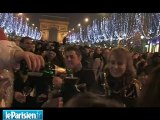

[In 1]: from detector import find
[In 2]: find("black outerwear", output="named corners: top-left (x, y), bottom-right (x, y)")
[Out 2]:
top-left (62, 68), bottom-right (97, 104)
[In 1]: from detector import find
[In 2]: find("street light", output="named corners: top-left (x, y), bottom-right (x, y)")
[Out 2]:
top-left (84, 18), bottom-right (89, 22)
top-left (78, 23), bottom-right (81, 27)
top-left (26, 18), bottom-right (29, 21)
top-left (18, 13), bottom-right (23, 16)
top-left (141, 36), bottom-right (144, 39)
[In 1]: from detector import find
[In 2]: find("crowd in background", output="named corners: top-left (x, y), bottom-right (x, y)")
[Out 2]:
top-left (1, 27), bottom-right (160, 107)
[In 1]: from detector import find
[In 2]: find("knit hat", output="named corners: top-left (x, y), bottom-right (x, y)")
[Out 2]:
top-left (0, 28), bottom-right (7, 40)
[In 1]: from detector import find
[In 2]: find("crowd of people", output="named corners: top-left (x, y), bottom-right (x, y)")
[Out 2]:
top-left (0, 27), bottom-right (160, 108)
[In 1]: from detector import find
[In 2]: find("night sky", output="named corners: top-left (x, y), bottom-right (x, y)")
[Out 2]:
top-left (25, 13), bottom-right (109, 31)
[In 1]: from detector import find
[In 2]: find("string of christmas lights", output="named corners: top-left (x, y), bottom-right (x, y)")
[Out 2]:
top-left (0, 13), bottom-right (42, 40)
top-left (67, 13), bottom-right (160, 46)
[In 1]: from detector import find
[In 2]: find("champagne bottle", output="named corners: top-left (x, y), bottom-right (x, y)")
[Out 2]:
top-left (20, 60), bottom-right (28, 75)
top-left (42, 62), bottom-right (55, 77)
top-left (22, 61), bottom-right (56, 77)
top-left (19, 61), bottom-right (61, 99)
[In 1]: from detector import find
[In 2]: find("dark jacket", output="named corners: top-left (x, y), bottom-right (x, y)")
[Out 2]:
top-left (106, 73), bottom-right (139, 107)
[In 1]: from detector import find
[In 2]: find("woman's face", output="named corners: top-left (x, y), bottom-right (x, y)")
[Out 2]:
top-left (108, 55), bottom-right (127, 78)
top-left (48, 51), bottom-right (56, 60)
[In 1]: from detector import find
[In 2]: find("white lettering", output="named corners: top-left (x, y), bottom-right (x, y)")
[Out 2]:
top-left (3, 110), bottom-right (42, 120)
top-left (21, 113), bottom-right (26, 119)
top-left (5, 112), bottom-right (11, 119)
top-left (14, 113), bottom-right (20, 119)
top-left (11, 112), bottom-right (16, 119)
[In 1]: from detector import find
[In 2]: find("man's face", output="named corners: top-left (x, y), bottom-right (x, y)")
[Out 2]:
top-left (64, 50), bottom-right (81, 70)
top-left (23, 39), bottom-right (33, 51)
top-left (96, 48), bottom-right (101, 54)
top-left (85, 48), bottom-right (90, 54)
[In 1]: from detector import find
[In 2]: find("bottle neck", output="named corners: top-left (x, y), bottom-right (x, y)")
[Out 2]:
top-left (66, 69), bottom-right (73, 77)
top-left (42, 62), bottom-right (55, 77)
top-left (20, 60), bottom-right (28, 75)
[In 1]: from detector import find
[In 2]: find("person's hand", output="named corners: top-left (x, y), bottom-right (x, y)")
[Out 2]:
top-left (41, 97), bottom-right (62, 108)
top-left (14, 92), bottom-right (26, 103)
top-left (15, 51), bottom-right (45, 72)
top-left (53, 76), bottom-right (63, 88)
top-left (37, 94), bottom-right (47, 103)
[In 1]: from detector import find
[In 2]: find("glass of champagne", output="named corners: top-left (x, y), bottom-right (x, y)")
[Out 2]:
top-left (22, 86), bottom-right (32, 96)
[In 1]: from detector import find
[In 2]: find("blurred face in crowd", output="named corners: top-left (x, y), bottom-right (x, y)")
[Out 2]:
top-left (133, 53), bottom-right (139, 59)
top-left (85, 48), bottom-right (90, 54)
top-left (102, 49), bottom-right (110, 59)
top-left (108, 54), bottom-right (127, 78)
top-left (48, 51), bottom-right (56, 60)
top-left (31, 43), bottom-right (36, 52)
top-left (96, 47), bottom-right (101, 54)
top-left (22, 39), bottom-right (34, 52)
top-left (64, 50), bottom-right (81, 70)
top-left (14, 39), bottom-right (20, 46)
top-left (41, 51), bottom-right (47, 58)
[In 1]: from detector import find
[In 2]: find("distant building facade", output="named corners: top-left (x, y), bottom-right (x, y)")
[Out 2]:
top-left (40, 16), bottom-right (69, 43)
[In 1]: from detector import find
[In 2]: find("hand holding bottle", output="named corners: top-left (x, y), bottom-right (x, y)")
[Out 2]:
top-left (15, 51), bottom-right (45, 72)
